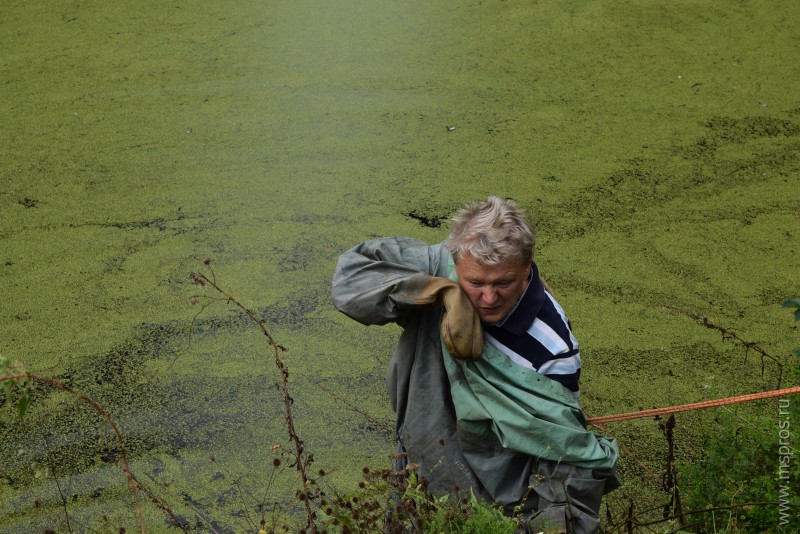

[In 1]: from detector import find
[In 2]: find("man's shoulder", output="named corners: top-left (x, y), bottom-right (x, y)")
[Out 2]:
top-left (338, 237), bottom-right (450, 277)
top-left (360, 237), bottom-right (447, 264)
top-left (360, 236), bottom-right (439, 249)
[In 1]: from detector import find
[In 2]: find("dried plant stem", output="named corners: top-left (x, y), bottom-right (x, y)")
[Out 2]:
top-left (42, 448), bottom-right (73, 533)
top-left (632, 501), bottom-right (800, 529)
top-left (191, 270), bottom-right (316, 533)
top-left (664, 304), bottom-right (783, 387)
top-left (0, 374), bottom-right (147, 534)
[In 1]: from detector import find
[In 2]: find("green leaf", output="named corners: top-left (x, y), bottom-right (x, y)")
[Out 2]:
top-left (16, 393), bottom-right (31, 421)
top-left (2, 380), bottom-right (11, 405)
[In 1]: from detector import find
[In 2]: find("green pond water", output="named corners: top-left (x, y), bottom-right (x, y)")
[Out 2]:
top-left (1, 0), bottom-right (798, 532)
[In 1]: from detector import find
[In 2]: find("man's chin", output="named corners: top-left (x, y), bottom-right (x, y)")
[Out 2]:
top-left (478, 310), bottom-right (505, 323)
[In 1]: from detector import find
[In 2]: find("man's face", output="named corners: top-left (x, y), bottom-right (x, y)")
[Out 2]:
top-left (454, 253), bottom-right (531, 323)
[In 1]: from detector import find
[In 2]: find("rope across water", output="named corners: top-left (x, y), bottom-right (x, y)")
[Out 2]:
top-left (587, 386), bottom-right (800, 425)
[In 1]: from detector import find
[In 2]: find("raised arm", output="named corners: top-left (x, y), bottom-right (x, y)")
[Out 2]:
top-left (332, 237), bottom-right (441, 326)
top-left (332, 237), bottom-right (483, 359)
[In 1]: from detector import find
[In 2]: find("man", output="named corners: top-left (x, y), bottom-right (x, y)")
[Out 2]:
top-left (332, 196), bottom-right (619, 533)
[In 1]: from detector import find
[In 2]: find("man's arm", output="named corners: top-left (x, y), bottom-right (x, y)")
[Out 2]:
top-left (332, 237), bottom-right (440, 326)
top-left (333, 236), bottom-right (483, 359)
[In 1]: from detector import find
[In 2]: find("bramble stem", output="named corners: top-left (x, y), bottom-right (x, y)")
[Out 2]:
top-left (191, 271), bottom-right (316, 533)
top-left (1, 374), bottom-right (147, 534)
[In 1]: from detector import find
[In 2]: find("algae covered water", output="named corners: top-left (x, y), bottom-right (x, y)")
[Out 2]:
top-left (2, 1), bottom-right (798, 531)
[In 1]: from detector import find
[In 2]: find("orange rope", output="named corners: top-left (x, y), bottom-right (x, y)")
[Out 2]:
top-left (588, 386), bottom-right (800, 425)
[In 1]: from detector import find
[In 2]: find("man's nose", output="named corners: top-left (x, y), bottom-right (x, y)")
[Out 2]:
top-left (481, 287), bottom-right (499, 305)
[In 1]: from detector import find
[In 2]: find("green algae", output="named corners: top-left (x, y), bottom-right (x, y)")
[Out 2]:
top-left (2, 0), bottom-right (799, 531)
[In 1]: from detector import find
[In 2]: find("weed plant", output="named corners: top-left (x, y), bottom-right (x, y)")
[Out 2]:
top-left (674, 299), bottom-right (800, 532)
top-left (319, 467), bottom-right (517, 534)
top-left (678, 406), bottom-right (799, 532)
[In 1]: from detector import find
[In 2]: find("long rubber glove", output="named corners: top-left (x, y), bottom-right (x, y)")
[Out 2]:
top-left (408, 276), bottom-right (483, 360)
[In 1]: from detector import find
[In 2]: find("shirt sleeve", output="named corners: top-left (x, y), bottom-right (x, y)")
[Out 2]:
top-left (331, 237), bottom-right (443, 326)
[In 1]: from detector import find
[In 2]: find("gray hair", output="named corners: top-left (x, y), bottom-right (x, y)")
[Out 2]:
top-left (444, 196), bottom-right (535, 265)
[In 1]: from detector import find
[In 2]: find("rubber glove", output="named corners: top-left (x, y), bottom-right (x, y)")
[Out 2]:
top-left (408, 276), bottom-right (483, 360)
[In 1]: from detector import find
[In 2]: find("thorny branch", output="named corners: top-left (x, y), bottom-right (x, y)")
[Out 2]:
top-left (664, 305), bottom-right (783, 388)
top-left (0, 374), bottom-right (149, 534)
top-left (190, 260), bottom-right (317, 533)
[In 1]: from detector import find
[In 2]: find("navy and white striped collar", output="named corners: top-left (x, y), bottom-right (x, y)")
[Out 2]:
top-left (490, 261), bottom-right (546, 334)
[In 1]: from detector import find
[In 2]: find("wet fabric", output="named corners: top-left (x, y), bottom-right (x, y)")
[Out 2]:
top-left (441, 340), bottom-right (618, 470)
top-left (332, 237), bottom-right (619, 515)
top-left (523, 459), bottom-right (618, 534)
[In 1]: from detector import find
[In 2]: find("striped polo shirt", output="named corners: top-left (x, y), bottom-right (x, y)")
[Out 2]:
top-left (483, 262), bottom-right (582, 397)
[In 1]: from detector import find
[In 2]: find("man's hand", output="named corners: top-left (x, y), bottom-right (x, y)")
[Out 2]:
top-left (410, 277), bottom-right (483, 360)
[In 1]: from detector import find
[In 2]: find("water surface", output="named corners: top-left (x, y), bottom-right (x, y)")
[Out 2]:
top-left (2, 1), bottom-right (798, 531)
